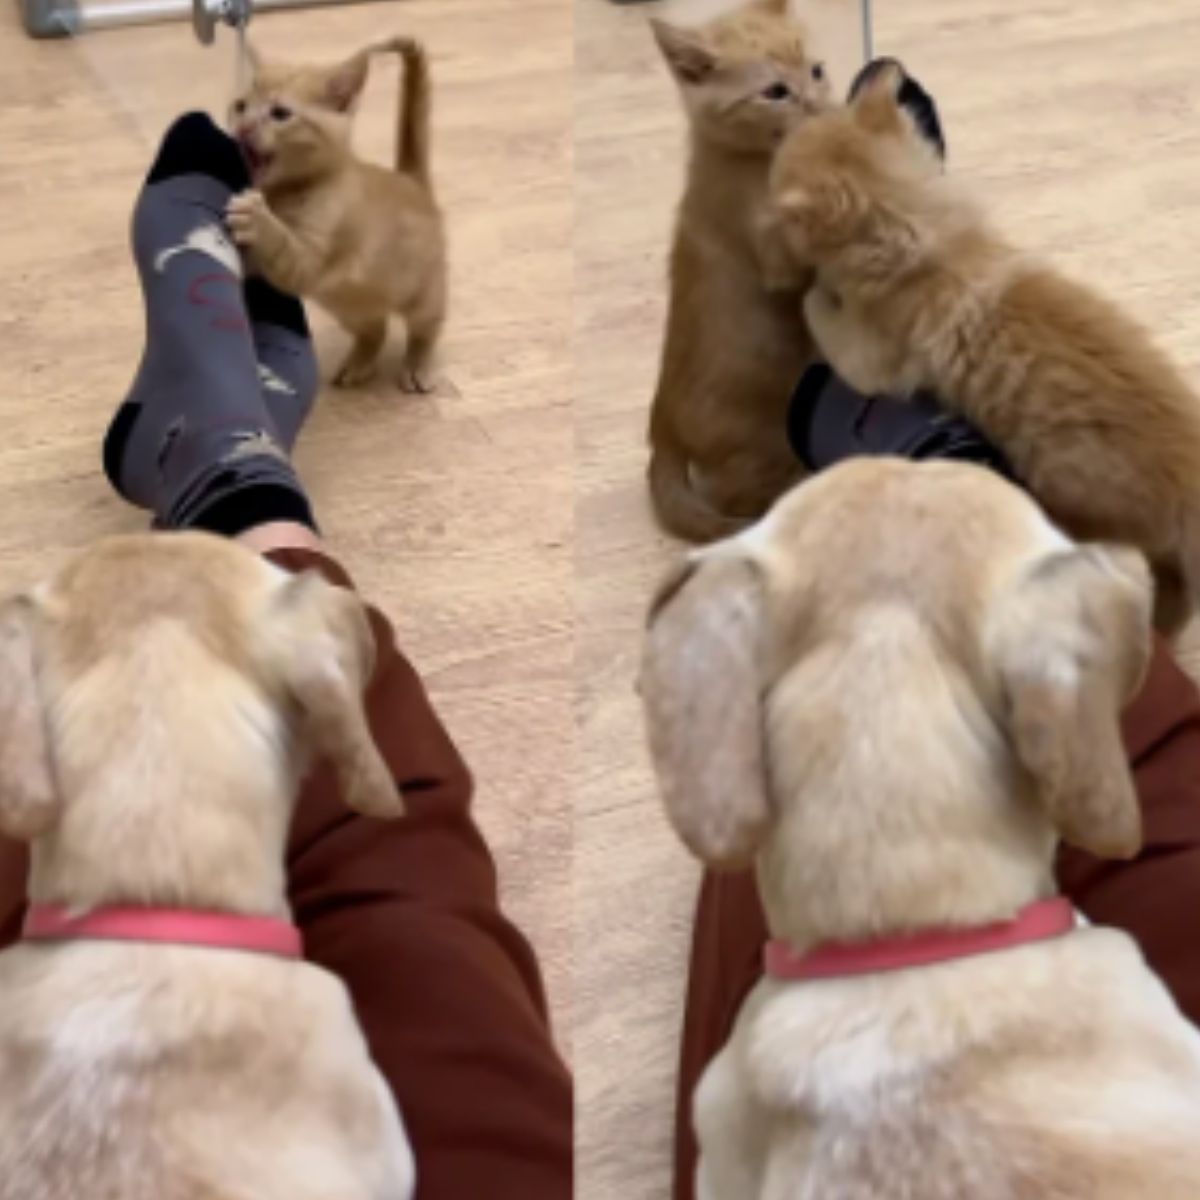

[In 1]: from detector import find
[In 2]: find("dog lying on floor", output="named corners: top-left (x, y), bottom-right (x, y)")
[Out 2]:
top-left (0, 533), bottom-right (413, 1200)
top-left (641, 459), bottom-right (1200, 1199)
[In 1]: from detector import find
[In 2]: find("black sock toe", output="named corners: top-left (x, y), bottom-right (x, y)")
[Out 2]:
top-left (146, 111), bottom-right (250, 191)
top-left (848, 58), bottom-right (946, 159)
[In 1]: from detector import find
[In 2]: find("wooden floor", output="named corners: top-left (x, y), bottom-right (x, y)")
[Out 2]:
top-left (3, 0), bottom-right (1200, 1195)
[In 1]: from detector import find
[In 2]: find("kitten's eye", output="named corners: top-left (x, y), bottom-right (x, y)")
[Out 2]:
top-left (232, 99), bottom-right (247, 116)
top-left (811, 62), bottom-right (826, 82)
top-left (762, 82), bottom-right (791, 101)
top-left (270, 104), bottom-right (294, 122)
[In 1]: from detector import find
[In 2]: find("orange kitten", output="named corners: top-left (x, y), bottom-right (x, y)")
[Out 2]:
top-left (227, 37), bottom-right (445, 393)
top-left (647, 0), bottom-right (832, 543)
top-left (768, 62), bottom-right (1200, 630)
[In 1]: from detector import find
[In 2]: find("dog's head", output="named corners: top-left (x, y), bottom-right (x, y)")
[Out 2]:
top-left (0, 533), bottom-right (400, 907)
top-left (641, 460), bottom-right (1150, 937)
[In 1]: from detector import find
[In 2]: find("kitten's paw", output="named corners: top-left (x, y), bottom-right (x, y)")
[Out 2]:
top-left (226, 190), bottom-right (271, 248)
top-left (333, 359), bottom-right (378, 388)
top-left (399, 366), bottom-right (435, 395)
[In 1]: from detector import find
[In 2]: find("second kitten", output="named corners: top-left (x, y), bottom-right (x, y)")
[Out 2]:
top-left (227, 37), bottom-right (445, 393)
top-left (768, 62), bottom-right (1200, 630)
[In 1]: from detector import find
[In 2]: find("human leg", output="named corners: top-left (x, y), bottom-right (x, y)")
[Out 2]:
top-left (273, 546), bottom-right (572, 1200)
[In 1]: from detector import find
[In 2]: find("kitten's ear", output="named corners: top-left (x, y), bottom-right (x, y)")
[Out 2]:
top-left (324, 50), bottom-right (371, 112)
top-left (849, 57), bottom-right (907, 135)
top-left (775, 186), bottom-right (816, 221)
top-left (650, 19), bottom-right (717, 85)
top-left (773, 176), bottom-right (863, 257)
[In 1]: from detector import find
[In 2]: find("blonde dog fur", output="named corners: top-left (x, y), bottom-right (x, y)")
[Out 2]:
top-left (642, 460), bottom-right (1200, 1199)
top-left (0, 533), bottom-right (414, 1200)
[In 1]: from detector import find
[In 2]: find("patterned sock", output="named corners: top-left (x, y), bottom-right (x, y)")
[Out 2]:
top-left (102, 112), bottom-right (316, 535)
top-left (244, 277), bottom-right (319, 446)
top-left (788, 363), bottom-right (1014, 478)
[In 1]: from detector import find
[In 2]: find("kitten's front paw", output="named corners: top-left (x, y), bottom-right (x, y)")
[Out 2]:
top-left (226, 190), bottom-right (272, 249)
top-left (333, 358), bottom-right (378, 388)
top-left (399, 366), bottom-right (435, 395)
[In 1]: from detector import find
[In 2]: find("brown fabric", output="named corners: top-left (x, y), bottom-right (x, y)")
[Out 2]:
top-left (672, 635), bottom-right (1200, 1200)
top-left (0, 547), bottom-right (571, 1200)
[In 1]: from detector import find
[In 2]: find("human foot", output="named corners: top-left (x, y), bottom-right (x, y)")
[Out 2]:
top-left (103, 112), bottom-right (315, 535)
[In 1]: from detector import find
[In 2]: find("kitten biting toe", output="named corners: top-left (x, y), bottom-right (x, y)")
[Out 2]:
top-left (228, 35), bottom-right (446, 394)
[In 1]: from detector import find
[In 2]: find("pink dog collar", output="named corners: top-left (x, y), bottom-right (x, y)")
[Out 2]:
top-left (764, 896), bottom-right (1075, 982)
top-left (22, 904), bottom-right (303, 959)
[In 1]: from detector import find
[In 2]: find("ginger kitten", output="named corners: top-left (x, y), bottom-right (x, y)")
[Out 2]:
top-left (227, 36), bottom-right (445, 393)
top-left (768, 61), bottom-right (1200, 630)
top-left (647, 0), bottom-right (832, 543)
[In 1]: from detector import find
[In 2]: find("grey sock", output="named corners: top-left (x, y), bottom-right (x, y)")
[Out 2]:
top-left (245, 276), bottom-right (320, 446)
top-left (103, 113), bottom-right (314, 534)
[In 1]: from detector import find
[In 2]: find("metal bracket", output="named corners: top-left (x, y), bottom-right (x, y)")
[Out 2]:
top-left (191, 0), bottom-right (251, 44)
top-left (19, 0), bottom-right (80, 36)
top-left (21, 0), bottom-right (386, 39)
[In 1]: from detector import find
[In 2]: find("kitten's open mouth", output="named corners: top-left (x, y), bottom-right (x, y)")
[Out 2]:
top-left (238, 140), bottom-right (274, 181)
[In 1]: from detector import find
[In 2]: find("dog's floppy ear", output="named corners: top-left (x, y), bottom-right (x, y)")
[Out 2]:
top-left (0, 596), bottom-right (59, 841)
top-left (640, 554), bottom-right (770, 867)
top-left (992, 545), bottom-right (1151, 859)
top-left (270, 572), bottom-right (402, 819)
top-left (650, 18), bottom-right (717, 85)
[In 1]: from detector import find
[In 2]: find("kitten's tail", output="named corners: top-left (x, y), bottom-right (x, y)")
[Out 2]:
top-left (370, 36), bottom-right (432, 186)
top-left (648, 439), bottom-right (746, 543)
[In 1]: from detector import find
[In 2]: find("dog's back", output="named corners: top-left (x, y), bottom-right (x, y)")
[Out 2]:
top-left (0, 941), bottom-right (411, 1200)
top-left (706, 927), bottom-right (1200, 1199)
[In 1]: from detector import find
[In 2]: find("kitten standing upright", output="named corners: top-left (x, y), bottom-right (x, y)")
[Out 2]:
top-left (647, 0), bottom-right (832, 543)
top-left (227, 37), bottom-right (445, 393)
top-left (767, 62), bottom-right (1200, 630)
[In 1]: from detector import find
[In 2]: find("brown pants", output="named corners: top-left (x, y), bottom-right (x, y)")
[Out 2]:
top-left (0, 548), bottom-right (572, 1200)
top-left (673, 636), bottom-right (1200, 1200)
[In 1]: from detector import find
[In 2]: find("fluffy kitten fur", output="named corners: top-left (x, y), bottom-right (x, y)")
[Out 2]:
top-left (647, 0), bottom-right (832, 543)
top-left (767, 62), bottom-right (1200, 630)
top-left (227, 37), bottom-right (445, 392)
